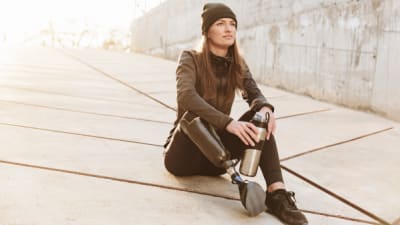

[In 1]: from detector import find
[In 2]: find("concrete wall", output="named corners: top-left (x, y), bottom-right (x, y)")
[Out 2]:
top-left (130, 0), bottom-right (400, 122)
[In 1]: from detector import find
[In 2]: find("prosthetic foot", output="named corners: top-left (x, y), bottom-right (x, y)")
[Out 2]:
top-left (180, 112), bottom-right (266, 216)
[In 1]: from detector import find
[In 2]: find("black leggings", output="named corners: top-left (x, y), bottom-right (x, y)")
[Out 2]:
top-left (163, 111), bottom-right (283, 187)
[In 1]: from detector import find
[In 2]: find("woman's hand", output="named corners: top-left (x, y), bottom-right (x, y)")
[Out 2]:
top-left (226, 120), bottom-right (259, 146)
top-left (259, 106), bottom-right (276, 140)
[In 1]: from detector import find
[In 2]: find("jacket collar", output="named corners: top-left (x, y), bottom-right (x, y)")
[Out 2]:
top-left (209, 51), bottom-right (233, 65)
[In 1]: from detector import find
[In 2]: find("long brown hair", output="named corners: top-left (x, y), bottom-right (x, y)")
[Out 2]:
top-left (197, 37), bottom-right (245, 101)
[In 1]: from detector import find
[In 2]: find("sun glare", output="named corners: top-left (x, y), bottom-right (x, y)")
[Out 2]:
top-left (0, 0), bottom-right (163, 49)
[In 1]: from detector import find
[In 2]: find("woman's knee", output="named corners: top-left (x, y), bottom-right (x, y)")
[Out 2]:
top-left (164, 152), bottom-right (181, 175)
top-left (164, 151), bottom-right (197, 176)
top-left (262, 135), bottom-right (277, 149)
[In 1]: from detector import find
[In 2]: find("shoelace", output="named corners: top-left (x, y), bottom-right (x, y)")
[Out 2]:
top-left (274, 191), bottom-right (297, 210)
top-left (285, 191), bottom-right (298, 209)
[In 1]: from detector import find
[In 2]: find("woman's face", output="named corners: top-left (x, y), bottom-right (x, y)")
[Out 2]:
top-left (207, 18), bottom-right (236, 49)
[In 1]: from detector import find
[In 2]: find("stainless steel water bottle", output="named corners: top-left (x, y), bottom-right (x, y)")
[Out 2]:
top-left (239, 111), bottom-right (269, 177)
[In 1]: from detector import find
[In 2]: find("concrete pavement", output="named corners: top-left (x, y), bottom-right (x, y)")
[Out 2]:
top-left (0, 47), bottom-right (399, 225)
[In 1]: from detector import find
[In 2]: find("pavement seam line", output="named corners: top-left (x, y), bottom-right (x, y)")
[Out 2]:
top-left (0, 159), bottom-right (238, 201)
top-left (0, 84), bottom-right (166, 107)
top-left (281, 165), bottom-right (390, 225)
top-left (300, 209), bottom-right (379, 225)
top-left (1, 83), bottom-right (333, 123)
top-left (56, 49), bottom-right (177, 112)
top-left (0, 122), bottom-right (163, 147)
top-left (0, 159), bottom-right (377, 224)
top-left (5, 52), bottom-right (333, 124)
top-left (0, 99), bottom-right (171, 125)
top-left (280, 127), bottom-right (393, 161)
top-left (276, 108), bottom-right (332, 120)
top-left (0, 97), bottom-right (330, 124)
top-left (57, 50), bottom-right (323, 118)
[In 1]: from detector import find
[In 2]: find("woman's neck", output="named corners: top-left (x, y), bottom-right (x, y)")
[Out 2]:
top-left (209, 44), bottom-right (228, 57)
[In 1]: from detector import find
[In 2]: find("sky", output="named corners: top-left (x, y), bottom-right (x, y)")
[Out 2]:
top-left (0, 0), bottom-right (163, 47)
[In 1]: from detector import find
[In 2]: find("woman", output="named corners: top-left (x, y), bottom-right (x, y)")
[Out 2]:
top-left (163, 3), bottom-right (307, 225)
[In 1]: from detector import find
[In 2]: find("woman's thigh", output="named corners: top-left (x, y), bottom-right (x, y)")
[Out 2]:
top-left (219, 131), bottom-right (246, 159)
top-left (219, 110), bottom-right (255, 158)
top-left (163, 127), bottom-right (225, 176)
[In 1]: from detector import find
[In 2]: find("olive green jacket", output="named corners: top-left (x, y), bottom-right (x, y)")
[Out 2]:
top-left (173, 50), bottom-right (274, 131)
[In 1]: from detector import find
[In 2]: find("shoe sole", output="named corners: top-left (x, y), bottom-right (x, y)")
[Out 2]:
top-left (266, 209), bottom-right (309, 225)
top-left (243, 182), bottom-right (267, 217)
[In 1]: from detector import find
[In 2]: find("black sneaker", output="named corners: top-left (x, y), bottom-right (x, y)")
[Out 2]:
top-left (265, 189), bottom-right (308, 225)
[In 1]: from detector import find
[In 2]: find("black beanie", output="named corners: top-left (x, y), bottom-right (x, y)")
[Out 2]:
top-left (201, 3), bottom-right (237, 35)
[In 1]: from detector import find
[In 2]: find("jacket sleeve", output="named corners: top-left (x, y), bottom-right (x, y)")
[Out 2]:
top-left (241, 59), bottom-right (275, 112)
top-left (176, 50), bottom-right (233, 130)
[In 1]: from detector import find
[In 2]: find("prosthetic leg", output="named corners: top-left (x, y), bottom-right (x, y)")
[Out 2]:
top-left (179, 112), bottom-right (266, 216)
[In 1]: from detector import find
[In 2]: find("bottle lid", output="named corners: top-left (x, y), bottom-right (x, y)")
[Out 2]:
top-left (251, 112), bottom-right (269, 128)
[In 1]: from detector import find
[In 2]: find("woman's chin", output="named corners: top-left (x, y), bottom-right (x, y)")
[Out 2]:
top-left (221, 42), bottom-right (235, 48)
